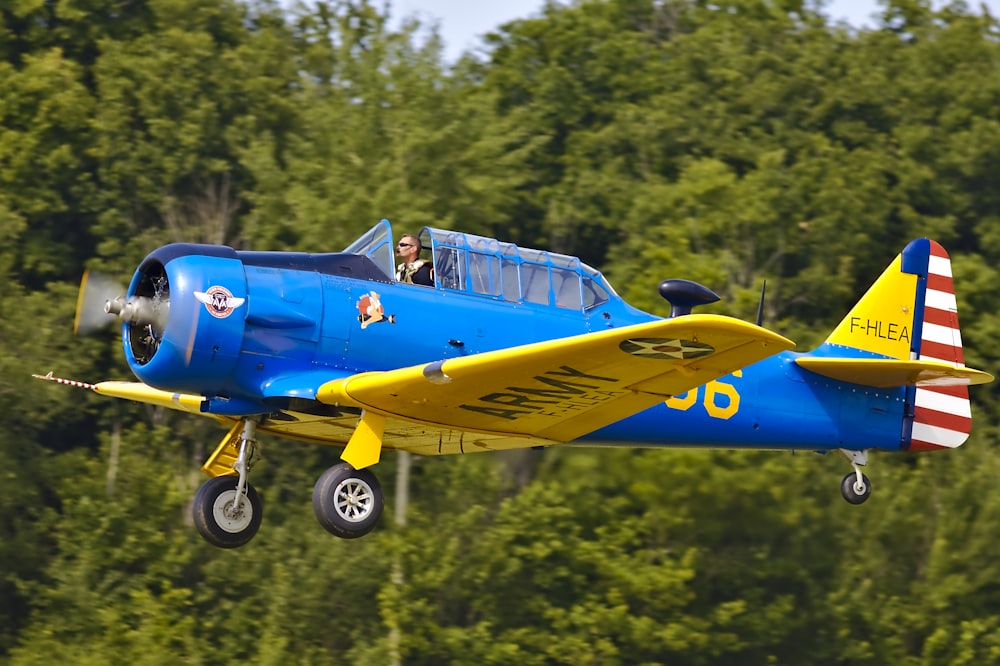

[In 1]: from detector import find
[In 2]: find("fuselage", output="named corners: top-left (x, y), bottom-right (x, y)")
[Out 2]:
top-left (121, 221), bottom-right (911, 455)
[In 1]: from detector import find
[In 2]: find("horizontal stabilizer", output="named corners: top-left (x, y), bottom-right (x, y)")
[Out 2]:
top-left (795, 357), bottom-right (994, 388)
top-left (816, 238), bottom-right (993, 451)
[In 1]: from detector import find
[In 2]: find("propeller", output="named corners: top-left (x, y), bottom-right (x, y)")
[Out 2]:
top-left (756, 279), bottom-right (767, 327)
top-left (75, 265), bottom-right (200, 367)
top-left (74, 269), bottom-right (125, 334)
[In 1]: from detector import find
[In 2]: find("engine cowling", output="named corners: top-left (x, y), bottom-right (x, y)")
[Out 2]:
top-left (121, 244), bottom-right (248, 395)
top-left (112, 243), bottom-right (391, 409)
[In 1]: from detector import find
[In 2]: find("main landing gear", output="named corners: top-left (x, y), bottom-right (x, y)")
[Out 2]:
top-left (193, 419), bottom-right (263, 548)
top-left (192, 417), bottom-right (387, 548)
top-left (839, 449), bottom-right (871, 505)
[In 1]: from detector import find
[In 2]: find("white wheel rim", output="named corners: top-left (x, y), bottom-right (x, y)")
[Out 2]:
top-left (212, 489), bottom-right (253, 533)
top-left (334, 477), bottom-right (375, 523)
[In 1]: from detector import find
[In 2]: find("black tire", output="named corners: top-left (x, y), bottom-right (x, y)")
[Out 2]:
top-left (313, 463), bottom-right (383, 539)
top-left (193, 475), bottom-right (263, 548)
top-left (841, 472), bottom-right (872, 505)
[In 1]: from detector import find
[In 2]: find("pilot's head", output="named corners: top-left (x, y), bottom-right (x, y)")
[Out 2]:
top-left (396, 234), bottom-right (421, 263)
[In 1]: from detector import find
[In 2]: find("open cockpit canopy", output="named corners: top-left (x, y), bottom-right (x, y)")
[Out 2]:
top-left (343, 219), bottom-right (616, 311)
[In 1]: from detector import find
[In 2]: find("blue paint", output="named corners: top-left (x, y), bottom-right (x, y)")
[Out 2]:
top-left (118, 220), bottom-right (942, 455)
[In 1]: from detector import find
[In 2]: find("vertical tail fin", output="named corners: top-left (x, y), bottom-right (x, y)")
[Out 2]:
top-left (823, 239), bottom-right (985, 451)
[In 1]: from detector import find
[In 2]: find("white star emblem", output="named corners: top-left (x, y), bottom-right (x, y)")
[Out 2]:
top-left (619, 338), bottom-right (714, 360)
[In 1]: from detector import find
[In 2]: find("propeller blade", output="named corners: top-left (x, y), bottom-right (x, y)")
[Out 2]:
top-left (74, 269), bottom-right (124, 334)
top-left (756, 279), bottom-right (767, 327)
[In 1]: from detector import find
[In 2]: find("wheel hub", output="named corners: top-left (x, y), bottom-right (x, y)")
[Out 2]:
top-left (213, 489), bottom-right (253, 533)
top-left (334, 479), bottom-right (374, 523)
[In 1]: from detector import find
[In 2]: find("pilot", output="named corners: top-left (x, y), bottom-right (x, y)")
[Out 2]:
top-left (395, 234), bottom-right (434, 286)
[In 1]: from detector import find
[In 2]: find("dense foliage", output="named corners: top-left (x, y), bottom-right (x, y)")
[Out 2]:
top-left (3, 0), bottom-right (1000, 662)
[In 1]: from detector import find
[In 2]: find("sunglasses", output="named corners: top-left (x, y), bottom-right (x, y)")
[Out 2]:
top-left (397, 242), bottom-right (414, 248)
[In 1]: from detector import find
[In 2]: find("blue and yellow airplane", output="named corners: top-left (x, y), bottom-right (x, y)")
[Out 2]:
top-left (36, 220), bottom-right (993, 548)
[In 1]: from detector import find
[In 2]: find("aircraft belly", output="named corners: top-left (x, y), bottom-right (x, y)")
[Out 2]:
top-left (256, 410), bottom-right (553, 455)
top-left (579, 402), bottom-right (904, 451)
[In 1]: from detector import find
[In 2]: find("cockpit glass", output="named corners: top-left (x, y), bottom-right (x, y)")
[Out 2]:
top-left (342, 220), bottom-right (394, 278)
top-left (343, 221), bottom-right (617, 311)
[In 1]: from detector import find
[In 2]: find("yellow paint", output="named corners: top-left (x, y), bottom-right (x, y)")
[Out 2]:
top-left (704, 370), bottom-right (742, 420)
top-left (796, 357), bottom-right (994, 388)
top-left (316, 374), bottom-right (371, 407)
top-left (94, 381), bottom-right (205, 413)
top-left (665, 370), bottom-right (743, 419)
top-left (665, 390), bottom-right (698, 411)
top-left (826, 255), bottom-right (916, 358)
top-left (201, 421), bottom-right (244, 477)
top-left (317, 315), bottom-right (793, 443)
top-left (73, 270), bottom-right (90, 334)
top-left (340, 410), bottom-right (385, 469)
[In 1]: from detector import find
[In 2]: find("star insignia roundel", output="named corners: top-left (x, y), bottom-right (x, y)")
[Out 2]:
top-left (619, 337), bottom-right (715, 360)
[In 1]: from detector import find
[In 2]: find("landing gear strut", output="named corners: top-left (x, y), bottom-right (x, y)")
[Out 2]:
top-left (193, 418), bottom-right (263, 548)
top-left (839, 449), bottom-right (871, 505)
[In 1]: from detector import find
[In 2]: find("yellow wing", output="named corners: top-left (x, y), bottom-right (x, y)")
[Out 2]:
top-left (35, 316), bottom-right (794, 471)
top-left (32, 373), bottom-right (208, 413)
top-left (318, 314), bottom-right (794, 442)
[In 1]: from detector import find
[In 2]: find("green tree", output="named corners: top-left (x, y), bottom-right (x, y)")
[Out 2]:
top-left (4, 0), bottom-right (1000, 662)
top-left (89, 0), bottom-right (299, 264)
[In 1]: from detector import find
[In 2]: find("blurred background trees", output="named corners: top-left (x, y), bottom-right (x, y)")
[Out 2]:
top-left (3, 0), bottom-right (1000, 662)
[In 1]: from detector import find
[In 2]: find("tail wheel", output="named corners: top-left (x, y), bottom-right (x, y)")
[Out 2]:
top-left (313, 463), bottom-right (384, 539)
top-left (193, 475), bottom-right (263, 548)
top-left (841, 472), bottom-right (872, 505)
